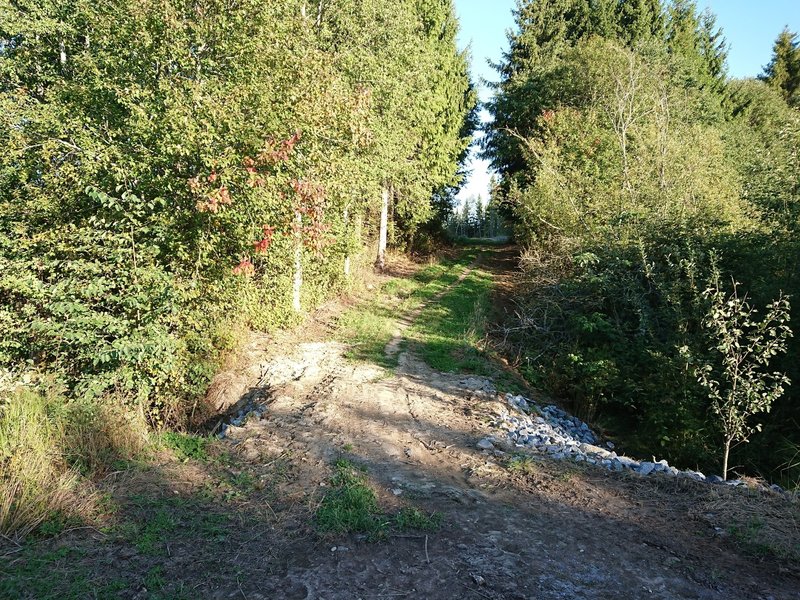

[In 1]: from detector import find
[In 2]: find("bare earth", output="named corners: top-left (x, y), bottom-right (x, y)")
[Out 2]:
top-left (187, 249), bottom-right (799, 599)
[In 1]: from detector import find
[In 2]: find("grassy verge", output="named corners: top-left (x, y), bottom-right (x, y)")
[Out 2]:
top-left (0, 387), bottom-right (149, 538)
top-left (408, 266), bottom-right (494, 373)
top-left (0, 427), bottom-right (283, 598)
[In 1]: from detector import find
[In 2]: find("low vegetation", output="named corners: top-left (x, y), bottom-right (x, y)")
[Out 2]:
top-left (335, 250), bottom-right (479, 367)
top-left (316, 459), bottom-right (441, 538)
top-left (409, 266), bottom-right (494, 373)
top-left (0, 388), bottom-right (148, 538)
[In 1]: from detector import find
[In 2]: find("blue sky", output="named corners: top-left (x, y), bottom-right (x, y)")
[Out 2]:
top-left (454, 0), bottom-right (800, 204)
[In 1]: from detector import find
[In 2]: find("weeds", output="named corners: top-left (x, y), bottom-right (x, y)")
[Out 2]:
top-left (0, 546), bottom-right (126, 600)
top-left (507, 454), bottom-right (539, 475)
top-left (315, 459), bottom-right (442, 539)
top-left (161, 431), bottom-right (210, 461)
top-left (410, 267), bottom-right (494, 373)
top-left (335, 252), bottom-right (479, 368)
top-left (316, 460), bottom-right (386, 536)
top-left (394, 507), bottom-right (442, 531)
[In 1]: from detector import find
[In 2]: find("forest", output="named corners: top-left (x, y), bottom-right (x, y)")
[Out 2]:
top-left (484, 0), bottom-right (800, 484)
top-left (1, 0), bottom-right (800, 543)
top-left (0, 0), bottom-right (476, 535)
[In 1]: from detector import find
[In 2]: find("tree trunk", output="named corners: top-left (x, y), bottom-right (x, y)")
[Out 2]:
top-left (293, 210), bottom-right (302, 313)
top-left (722, 438), bottom-right (731, 481)
top-left (375, 185), bottom-right (389, 271)
top-left (343, 206), bottom-right (350, 277)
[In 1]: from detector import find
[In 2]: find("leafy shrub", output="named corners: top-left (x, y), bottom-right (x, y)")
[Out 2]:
top-left (161, 432), bottom-right (210, 462)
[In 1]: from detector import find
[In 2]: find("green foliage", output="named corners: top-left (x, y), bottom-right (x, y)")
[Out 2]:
top-left (316, 459), bottom-right (386, 536)
top-left (694, 270), bottom-right (792, 480)
top-left (161, 432), bottom-right (210, 462)
top-left (0, 0), bottom-right (475, 428)
top-left (393, 507), bottom-right (442, 531)
top-left (410, 267), bottom-right (494, 373)
top-left (760, 27), bottom-right (800, 107)
top-left (132, 509), bottom-right (177, 556)
top-left (336, 252), bottom-right (478, 367)
top-left (0, 385), bottom-right (148, 537)
top-left (0, 546), bottom-right (128, 600)
top-left (486, 0), bottom-right (800, 484)
top-left (446, 194), bottom-right (509, 240)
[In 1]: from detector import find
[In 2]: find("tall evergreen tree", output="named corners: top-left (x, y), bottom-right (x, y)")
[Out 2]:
top-left (761, 27), bottom-right (800, 107)
top-left (616, 0), bottom-right (664, 46)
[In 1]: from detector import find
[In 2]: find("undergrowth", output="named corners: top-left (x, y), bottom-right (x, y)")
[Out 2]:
top-left (160, 431), bottom-right (210, 462)
top-left (0, 386), bottom-right (148, 538)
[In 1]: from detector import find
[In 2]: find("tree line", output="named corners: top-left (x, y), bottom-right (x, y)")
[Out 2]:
top-left (0, 0), bottom-right (476, 421)
top-left (446, 191), bottom-right (509, 240)
top-left (485, 0), bottom-right (800, 484)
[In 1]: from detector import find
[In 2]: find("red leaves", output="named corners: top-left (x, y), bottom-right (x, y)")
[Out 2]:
top-left (257, 130), bottom-right (302, 166)
top-left (232, 258), bottom-right (255, 276)
top-left (290, 179), bottom-right (333, 254)
top-left (188, 130), bottom-right (328, 275)
top-left (191, 131), bottom-right (303, 211)
top-left (242, 130), bottom-right (302, 188)
top-left (300, 222), bottom-right (333, 254)
top-left (541, 109), bottom-right (556, 123)
top-left (189, 171), bottom-right (232, 213)
top-left (196, 184), bottom-right (232, 213)
top-left (253, 225), bottom-right (276, 254)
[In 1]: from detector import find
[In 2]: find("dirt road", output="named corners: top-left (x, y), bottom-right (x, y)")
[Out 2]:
top-left (207, 248), bottom-right (799, 599)
top-left (5, 248), bottom-right (797, 599)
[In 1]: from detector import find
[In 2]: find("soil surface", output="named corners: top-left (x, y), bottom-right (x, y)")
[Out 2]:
top-left (5, 247), bottom-right (799, 599)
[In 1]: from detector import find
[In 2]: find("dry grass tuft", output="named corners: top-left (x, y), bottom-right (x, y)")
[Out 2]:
top-left (690, 485), bottom-right (800, 565)
top-left (0, 386), bottom-right (148, 538)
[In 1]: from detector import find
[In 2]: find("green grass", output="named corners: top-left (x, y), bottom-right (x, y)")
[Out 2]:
top-left (316, 460), bottom-right (386, 536)
top-left (315, 459), bottom-right (442, 539)
top-left (506, 454), bottom-right (540, 475)
top-left (393, 507), bottom-right (442, 531)
top-left (160, 431), bottom-right (210, 461)
top-left (335, 251), bottom-right (479, 367)
top-left (0, 546), bottom-right (126, 600)
top-left (116, 493), bottom-right (233, 556)
top-left (409, 266), bottom-right (494, 373)
top-left (335, 247), bottom-right (531, 394)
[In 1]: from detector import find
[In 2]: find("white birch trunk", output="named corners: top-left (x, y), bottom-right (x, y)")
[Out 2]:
top-left (293, 211), bottom-right (302, 313)
top-left (376, 186), bottom-right (389, 271)
top-left (343, 207), bottom-right (351, 277)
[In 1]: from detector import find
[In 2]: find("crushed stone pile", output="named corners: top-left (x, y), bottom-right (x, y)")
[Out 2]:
top-left (481, 393), bottom-right (788, 495)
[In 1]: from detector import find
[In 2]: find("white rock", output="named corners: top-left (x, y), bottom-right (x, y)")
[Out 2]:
top-left (477, 438), bottom-right (495, 450)
top-left (638, 462), bottom-right (656, 476)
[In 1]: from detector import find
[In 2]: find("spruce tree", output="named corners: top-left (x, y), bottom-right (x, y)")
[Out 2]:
top-left (615, 0), bottom-right (665, 46)
top-left (761, 27), bottom-right (800, 107)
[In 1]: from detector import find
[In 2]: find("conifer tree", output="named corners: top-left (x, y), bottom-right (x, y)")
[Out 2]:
top-left (616, 0), bottom-right (664, 46)
top-left (761, 27), bottom-right (800, 107)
